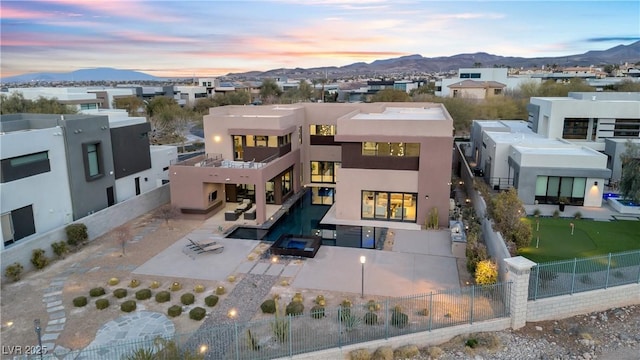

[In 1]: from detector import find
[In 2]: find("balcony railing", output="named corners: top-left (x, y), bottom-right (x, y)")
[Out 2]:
top-left (171, 153), bottom-right (278, 169)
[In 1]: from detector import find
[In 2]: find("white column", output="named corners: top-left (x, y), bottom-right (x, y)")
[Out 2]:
top-left (504, 256), bottom-right (537, 329)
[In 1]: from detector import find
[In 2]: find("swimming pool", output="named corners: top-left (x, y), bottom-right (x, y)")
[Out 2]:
top-left (225, 189), bottom-right (387, 249)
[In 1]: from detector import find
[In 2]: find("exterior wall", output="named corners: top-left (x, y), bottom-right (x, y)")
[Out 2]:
top-left (0, 127), bottom-right (73, 248)
top-left (604, 139), bottom-right (640, 182)
top-left (0, 185), bottom-right (169, 274)
top-left (150, 145), bottom-right (177, 186)
top-left (110, 122), bottom-right (152, 179)
top-left (115, 169), bottom-right (157, 203)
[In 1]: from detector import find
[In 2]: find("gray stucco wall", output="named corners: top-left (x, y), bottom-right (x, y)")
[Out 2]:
top-left (1, 184), bottom-right (169, 277)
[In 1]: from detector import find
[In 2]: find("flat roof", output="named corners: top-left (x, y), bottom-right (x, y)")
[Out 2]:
top-left (513, 145), bottom-right (597, 157)
top-left (351, 107), bottom-right (446, 121)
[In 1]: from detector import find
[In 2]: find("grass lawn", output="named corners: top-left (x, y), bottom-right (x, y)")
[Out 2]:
top-left (519, 217), bottom-right (640, 263)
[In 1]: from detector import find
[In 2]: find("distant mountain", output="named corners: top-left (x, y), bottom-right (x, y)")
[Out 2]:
top-left (1, 67), bottom-right (160, 83)
top-left (228, 41), bottom-right (640, 78)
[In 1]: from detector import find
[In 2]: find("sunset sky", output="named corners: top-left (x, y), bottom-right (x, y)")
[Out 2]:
top-left (1, 0), bottom-right (639, 78)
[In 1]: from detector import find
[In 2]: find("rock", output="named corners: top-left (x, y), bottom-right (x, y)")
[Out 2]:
top-left (536, 326), bottom-right (543, 331)
top-left (554, 328), bottom-right (562, 334)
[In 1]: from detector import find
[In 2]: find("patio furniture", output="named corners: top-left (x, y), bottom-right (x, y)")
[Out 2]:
top-left (244, 207), bottom-right (256, 220)
top-left (225, 210), bottom-right (240, 221)
top-left (187, 238), bottom-right (216, 250)
top-left (187, 238), bottom-right (224, 254)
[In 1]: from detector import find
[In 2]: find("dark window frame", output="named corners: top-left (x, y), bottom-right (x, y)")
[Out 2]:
top-left (82, 141), bottom-right (105, 181)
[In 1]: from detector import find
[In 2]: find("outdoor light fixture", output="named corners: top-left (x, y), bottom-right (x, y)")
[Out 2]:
top-left (425, 195), bottom-right (429, 200)
top-left (360, 256), bottom-right (366, 298)
top-left (271, 256), bottom-right (278, 263)
top-left (594, 181), bottom-right (598, 186)
top-left (213, 135), bottom-right (221, 143)
top-left (227, 308), bottom-right (238, 318)
top-left (199, 345), bottom-right (208, 354)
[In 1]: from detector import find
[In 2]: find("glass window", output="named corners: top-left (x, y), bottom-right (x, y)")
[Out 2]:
top-left (361, 142), bottom-right (419, 156)
top-left (246, 136), bottom-right (255, 147)
top-left (361, 191), bottom-right (417, 222)
top-left (562, 118), bottom-right (589, 139)
top-left (233, 136), bottom-right (243, 160)
top-left (255, 136), bottom-right (268, 147)
top-left (572, 178), bottom-right (586, 198)
top-left (87, 143), bottom-right (101, 177)
top-left (406, 143), bottom-right (420, 156)
top-left (374, 192), bottom-right (388, 219)
top-left (9, 152), bottom-right (48, 166)
top-left (362, 142), bottom-right (377, 155)
top-left (535, 176), bottom-right (548, 196)
top-left (362, 191), bottom-right (375, 219)
top-left (310, 125), bottom-right (336, 136)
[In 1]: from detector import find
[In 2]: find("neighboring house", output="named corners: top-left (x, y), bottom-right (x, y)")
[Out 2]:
top-left (175, 86), bottom-right (208, 107)
top-left (435, 68), bottom-right (539, 97)
top-left (0, 113), bottom-right (176, 249)
top-left (447, 80), bottom-right (505, 99)
top-left (169, 102), bottom-right (453, 229)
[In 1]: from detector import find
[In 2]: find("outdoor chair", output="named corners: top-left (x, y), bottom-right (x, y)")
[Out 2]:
top-left (187, 238), bottom-right (216, 250)
top-left (187, 238), bottom-right (224, 254)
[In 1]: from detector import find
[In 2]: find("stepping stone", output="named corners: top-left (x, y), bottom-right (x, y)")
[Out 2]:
top-left (47, 305), bottom-right (65, 313)
top-left (265, 263), bottom-right (285, 276)
top-left (235, 262), bottom-right (255, 274)
top-left (49, 318), bottom-right (66, 325)
top-left (47, 300), bottom-right (63, 308)
top-left (250, 263), bottom-right (269, 274)
top-left (41, 332), bottom-right (60, 341)
top-left (49, 311), bottom-right (65, 320)
top-left (281, 263), bottom-right (301, 277)
top-left (46, 324), bottom-right (64, 332)
top-left (44, 290), bottom-right (63, 297)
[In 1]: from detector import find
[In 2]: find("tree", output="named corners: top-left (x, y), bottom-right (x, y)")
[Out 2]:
top-left (370, 88), bottom-right (411, 102)
top-left (489, 188), bottom-right (531, 251)
top-left (619, 140), bottom-right (640, 202)
top-left (156, 205), bottom-right (180, 229)
top-left (113, 96), bottom-right (144, 116)
top-left (611, 79), bottom-right (640, 92)
top-left (193, 97), bottom-right (218, 114)
top-left (259, 78), bottom-right (282, 104)
top-left (0, 92), bottom-right (77, 115)
top-left (298, 80), bottom-right (314, 101)
top-left (113, 224), bottom-right (132, 256)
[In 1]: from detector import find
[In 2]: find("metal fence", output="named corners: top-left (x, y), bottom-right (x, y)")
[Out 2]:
top-left (45, 283), bottom-right (511, 360)
top-left (528, 249), bottom-right (640, 300)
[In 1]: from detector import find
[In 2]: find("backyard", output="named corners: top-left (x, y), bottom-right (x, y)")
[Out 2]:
top-left (519, 217), bottom-right (640, 263)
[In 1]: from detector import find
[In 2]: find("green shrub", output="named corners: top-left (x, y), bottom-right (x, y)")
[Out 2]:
top-left (108, 277), bottom-right (120, 286)
top-left (366, 300), bottom-right (380, 312)
top-left (65, 223), bottom-right (88, 247)
top-left (155, 291), bottom-right (171, 303)
top-left (135, 289), bottom-right (152, 300)
top-left (180, 293), bottom-right (195, 305)
top-left (4, 262), bottom-right (23, 282)
top-left (393, 345), bottom-right (419, 359)
top-left (95, 298), bottom-right (110, 310)
top-left (364, 312), bottom-right (378, 325)
top-left (552, 209), bottom-right (560, 218)
top-left (285, 301), bottom-right (304, 316)
top-left (205, 295), bottom-right (219, 307)
top-left (73, 296), bottom-right (88, 307)
top-left (260, 299), bottom-right (276, 314)
top-left (189, 307), bottom-right (206, 321)
top-left (30, 249), bottom-right (49, 270)
top-left (113, 288), bottom-right (128, 298)
top-left (167, 305), bottom-right (182, 317)
top-left (573, 211), bottom-right (583, 219)
top-left (475, 260), bottom-right (498, 285)
top-left (215, 286), bottom-right (226, 295)
top-left (391, 310), bottom-right (408, 328)
top-left (51, 241), bottom-right (68, 259)
top-left (465, 338), bottom-right (479, 348)
top-left (310, 305), bottom-right (325, 319)
top-left (89, 287), bottom-right (106, 297)
top-left (121, 300), bottom-right (137, 312)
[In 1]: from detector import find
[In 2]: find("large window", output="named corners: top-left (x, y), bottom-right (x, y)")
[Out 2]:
top-left (310, 125), bottom-right (336, 136)
top-left (361, 142), bottom-right (420, 157)
top-left (361, 191), bottom-right (417, 222)
top-left (310, 161), bottom-right (340, 183)
top-left (86, 143), bottom-right (101, 177)
top-left (613, 118), bottom-right (640, 138)
top-left (2, 205), bottom-right (36, 247)
top-left (562, 118), bottom-right (589, 139)
top-left (241, 135), bottom-right (290, 148)
top-left (1, 151), bottom-right (51, 183)
top-left (281, 169), bottom-right (292, 197)
top-left (233, 135), bottom-right (243, 160)
top-left (535, 176), bottom-right (586, 205)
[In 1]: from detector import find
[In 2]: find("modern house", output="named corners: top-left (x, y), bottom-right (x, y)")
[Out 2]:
top-left (435, 68), bottom-right (540, 98)
top-left (0, 113), bottom-right (176, 249)
top-left (169, 102), bottom-right (454, 229)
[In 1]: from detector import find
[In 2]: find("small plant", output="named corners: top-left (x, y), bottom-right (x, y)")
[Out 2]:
top-left (129, 279), bottom-right (141, 288)
top-left (391, 307), bottom-right (408, 328)
top-left (475, 260), bottom-right (498, 285)
top-left (341, 311), bottom-right (361, 331)
top-left (108, 277), bottom-right (120, 286)
top-left (532, 208), bottom-right (541, 217)
top-left (155, 291), bottom-right (171, 303)
top-left (51, 241), bottom-right (68, 259)
top-left (4, 262), bottom-right (23, 282)
top-left (30, 249), bottom-right (49, 270)
top-left (364, 312), bottom-right (378, 325)
top-left (315, 295), bottom-right (326, 306)
top-left (89, 287), bottom-right (106, 297)
top-left (73, 296), bottom-right (88, 307)
top-left (65, 223), bottom-right (88, 247)
top-left (189, 307), bottom-right (206, 321)
top-left (465, 338), bottom-right (479, 348)
top-left (552, 209), bottom-right (560, 218)
top-left (579, 274), bottom-right (594, 285)
top-left (271, 301), bottom-right (289, 343)
top-left (167, 305), bottom-right (182, 317)
top-left (149, 281), bottom-right (161, 289)
top-left (394, 345), bottom-right (420, 359)
top-left (135, 289), bottom-right (152, 300)
top-left (285, 301), bottom-right (304, 316)
top-left (573, 211), bottom-right (583, 219)
top-left (170, 282), bottom-right (182, 291)
top-left (95, 298), bottom-right (110, 310)
top-left (215, 286), bottom-right (226, 295)
top-left (310, 305), bottom-right (325, 319)
top-left (113, 288), bottom-right (128, 298)
top-left (227, 275), bottom-right (236, 283)
top-left (121, 300), bottom-right (137, 312)
top-left (538, 269), bottom-right (558, 282)
top-left (366, 300), bottom-right (380, 312)
top-left (340, 300), bottom-right (353, 321)
top-left (204, 295), bottom-right (219, 307)
top-left (246, 329), bottom-right (260, 351)
top-left (194, 284), bottom-right (205, 293)
top-left (181, 293), bottom-right (195, 305)
top-left (417, 308), bottom-right (430, 316)
top-left (280, 279), bottom-right (289, 286)
top-left (349, 349), bottom-right (370, 360)
top-left (261, 299), bottom-right (276, 314)
top-left (292, 292), bottom-right (303, 303)
top-left (373, 346), bottom-right (393, 360)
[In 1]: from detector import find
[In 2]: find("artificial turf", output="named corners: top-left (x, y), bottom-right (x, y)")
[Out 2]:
top-left (518, 217), bottom-right (640, 263)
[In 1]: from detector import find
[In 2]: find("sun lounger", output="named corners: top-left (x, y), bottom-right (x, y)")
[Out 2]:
top-left (186, 238), bottom-right (224, 254)
top-left (187, 238), bottom-right (216, 249)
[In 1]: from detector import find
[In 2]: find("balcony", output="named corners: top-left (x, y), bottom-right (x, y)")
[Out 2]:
top-left (171, 153), bottom-right (277, 169)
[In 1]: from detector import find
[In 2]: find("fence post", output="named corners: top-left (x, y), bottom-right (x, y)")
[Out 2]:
top-left (533, 265), bottom-right (540, 300)
top-left (337, 307), bottom-right (342, 347)
top-left (504, 256), bottom-right (536, 329)
top-left (570, 258), bottom-right (577, 295)
top-left (384, 298), bottom-right (390, 340)
top-left (470, 285), bottom-right (475, 324)
top-left (234, 321), bottom-right (239, 360)
top-left (605, 253), bottom-right (612, 289)
top-left (288, 315), bottom-right (293, 357)
top-left (637, 250), bottom-right (640, 283)
top-left (428, 291), bottom-right (433, 331)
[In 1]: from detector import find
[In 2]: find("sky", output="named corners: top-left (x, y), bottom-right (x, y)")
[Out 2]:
top-left (1, 0), bottom-right (639, 78)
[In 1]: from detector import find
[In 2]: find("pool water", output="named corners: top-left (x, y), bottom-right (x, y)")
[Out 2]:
top-left (226, 190), bottom-right (386, 249)
top-left (616, 199), bottom-right (639, 207)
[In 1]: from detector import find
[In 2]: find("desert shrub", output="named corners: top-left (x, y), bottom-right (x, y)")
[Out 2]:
top-left (391, 309), bottom-right (408, 328)
top-left (65, 223), bottom-right (88, 247)
top-left (366, 300), bottom-right (380, 312)
top-left (310, 305), bottom-right (325, 319)
top-left (340, 299), bottom-right (353, 321)
top-left (246, 329), bottom-right (260, 351)
top-left (371, 346), bottom-right (393, 360)
top-left (417, 308), bottom-right (430, 316)
top-left (215, 286), bottom-right (226, 295)
top-left (73, 296), bottom-right (88, 307)
top-left (135, 289), bottom-right (152, 300)
top-left (475, 260), bottom-right (498, 285)
top-left (189, 307), bottom-right (206, 321)
top-left (364, 312), bottom-right (378, 325)
top-left (315, 295), bottom-right (326, 306)
top-left (552, 209), bottom-right (560, 218)
top-left (108, 277), bottom-right (120, 286)
top-left (349, 348), bottom-right (371, 360)
top-left (227, 275), bottom-right (236, 283)
top-left (51, 241), bottom-right (68, 259)
top-left (194, 284), bottom-right (205, 293)
top-left (285, 301), bottom-right (304, 316)
top-left (95, 298), bottom-right (110, 310)
top-left (89, 287), bottom-right (106, 297)
top-left (149, 281), bottom-right (161, 289)
top-left (167, 305), bottom-right (182, 317)
top-left (170, 282), bottom-right (182, 291)
top-left (465, 338), bottom-right (479, 348)
top-left (393, 345), bottom-right (419, 359)
top-left (30, 249), bottom-right (49, 270)
top-left (204, 295), bottom-right (219, 307)
top-left (573, 211), bottom-right (583, 219)
top-left (120, 300), bottom-right (137, 312)
top-left (113, 288), bottom-right (128, 298)
top-left (261, 299), bottom-right (276, 314)
top-left (426, 346), bottom-right (444, 359)
top-left (155, 291), bottom-right (171, 303)
top-left (180, 293), bottom-right (195, 305)
top-left (292, 292), bottom-right (303, 302)
top-left (129, 279), bottom-right (141, 288)
top-left (4, 262), bottom-right (23, 282)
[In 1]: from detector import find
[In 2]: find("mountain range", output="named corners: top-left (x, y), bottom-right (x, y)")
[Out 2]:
top-left (2, 41), bottom-right (639, 83)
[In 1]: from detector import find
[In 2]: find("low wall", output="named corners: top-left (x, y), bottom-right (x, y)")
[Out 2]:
top-left (284, 318), bottom-right (511, 360)
top-left (526, 283), bottom-right (640, 322)
top-left (1, 185), bottom-right (170, 275)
